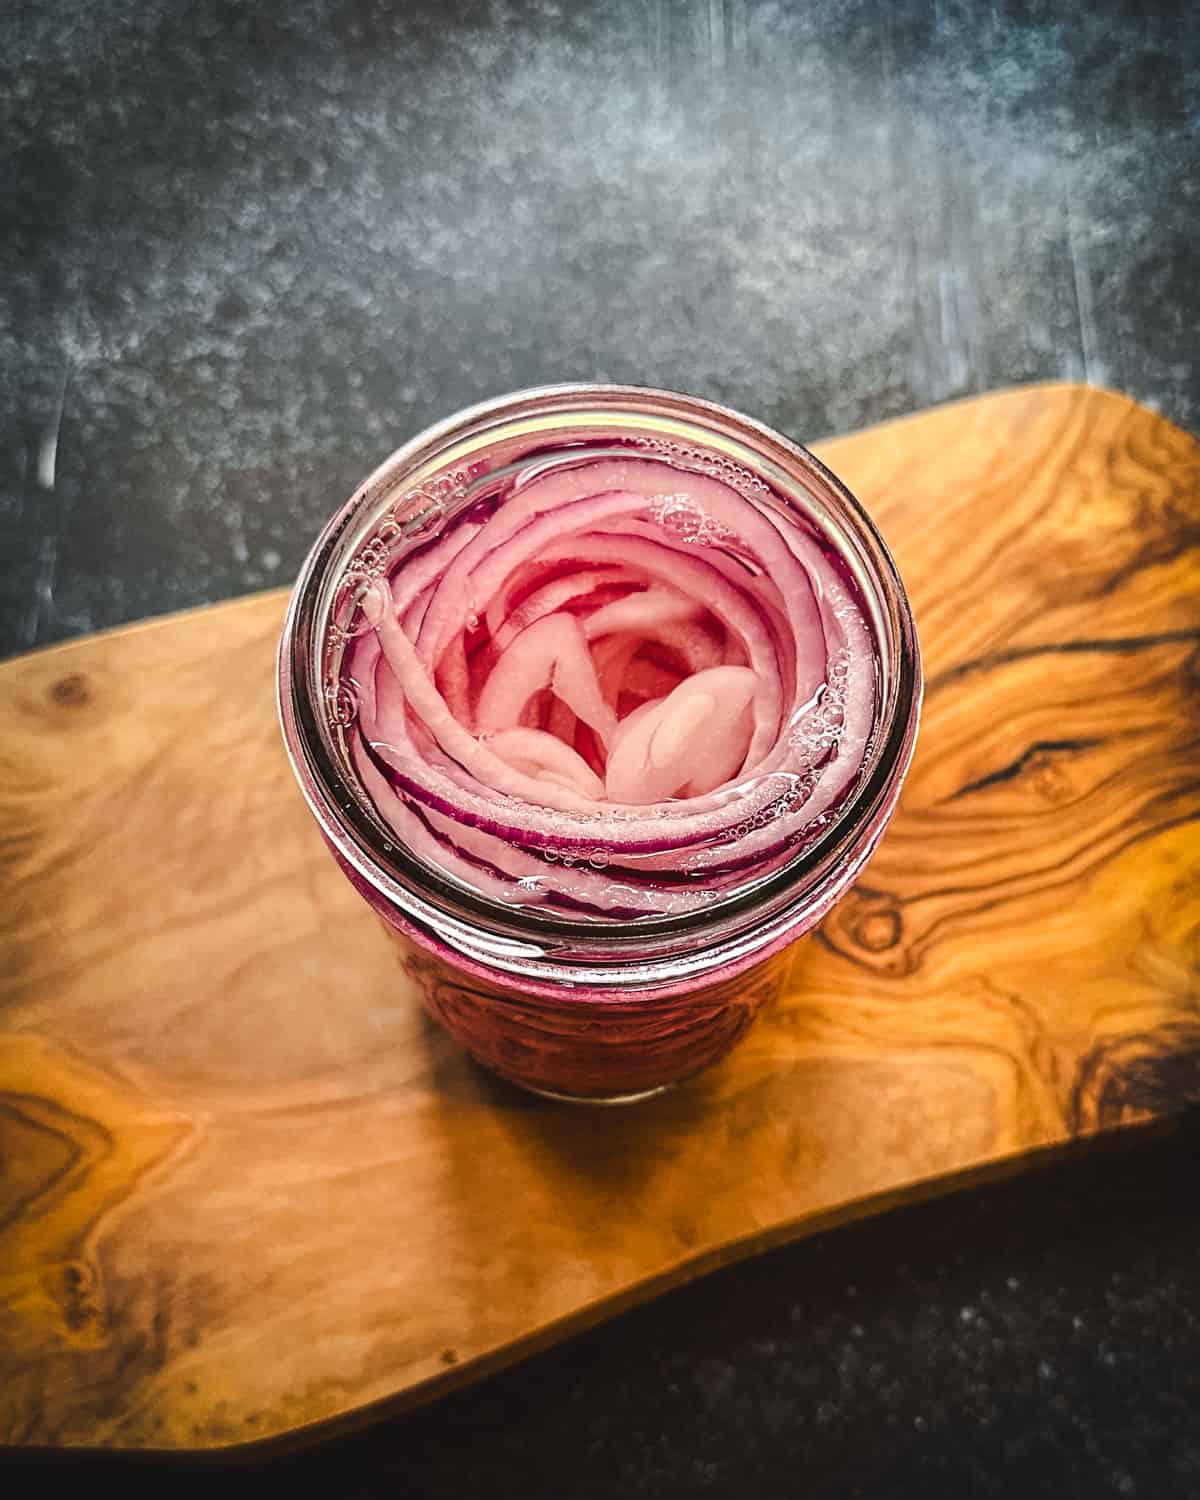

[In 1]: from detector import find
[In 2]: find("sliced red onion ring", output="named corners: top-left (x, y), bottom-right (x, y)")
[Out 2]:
top-left (340, 452), bottom-right (878, 918)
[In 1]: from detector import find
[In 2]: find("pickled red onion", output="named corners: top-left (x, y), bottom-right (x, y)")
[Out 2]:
top-left (342, 453), bottom-right (878, 919)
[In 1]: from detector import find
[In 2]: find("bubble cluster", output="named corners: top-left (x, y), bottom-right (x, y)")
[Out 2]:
top-left (342, 467), bottom-right (472, 599)
top-left (325, 679), bottom-right (359, 729)
top-left (788, 668), bottom-right (849, 769)
top-left (638, 437), bottom-right (772, 507)
top-left (648, 493), bottom-right (736, 547)
top-left (722, 774), bottom-right (816, 844)
top-left (328, 572), bottom-right (380, 645)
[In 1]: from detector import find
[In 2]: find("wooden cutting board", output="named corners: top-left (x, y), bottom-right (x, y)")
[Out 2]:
top-left (2, 383), bottom-right (1198, 1456)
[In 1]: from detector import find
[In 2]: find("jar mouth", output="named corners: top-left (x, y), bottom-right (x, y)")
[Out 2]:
top-left (279, 384), bottom-right (921, 982)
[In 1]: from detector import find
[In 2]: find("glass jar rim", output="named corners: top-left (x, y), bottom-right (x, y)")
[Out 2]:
top-left (278, 383), bottom-right (921, 986)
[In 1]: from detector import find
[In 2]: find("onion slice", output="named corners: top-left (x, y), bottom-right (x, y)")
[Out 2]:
top-left (340, 450), bottom-right (879, 920)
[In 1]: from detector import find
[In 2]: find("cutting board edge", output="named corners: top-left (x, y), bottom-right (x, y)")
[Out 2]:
top-left (0, 586), bottom-right (291, 674)
top-left (7, 1108), bottom-right (1192, 1462)
top-left (806, 377), bottom-right (1142, 449)
top-left (1, 381), bottom-right (1169, 677)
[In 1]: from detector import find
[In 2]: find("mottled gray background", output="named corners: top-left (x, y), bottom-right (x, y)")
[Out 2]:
top-left (3, 1), bottom-right (1199, 1495)
top-left (3, 0), bottom-right (1198, 654)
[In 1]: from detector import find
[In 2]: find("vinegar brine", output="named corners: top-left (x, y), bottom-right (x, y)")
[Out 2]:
top-left (340, 448), bottom-right (877, 923)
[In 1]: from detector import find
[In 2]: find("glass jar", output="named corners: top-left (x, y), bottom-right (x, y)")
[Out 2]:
top-left (278, 385), bottom-right (922, 1102)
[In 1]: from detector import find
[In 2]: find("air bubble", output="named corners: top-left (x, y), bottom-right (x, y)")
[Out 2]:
top-left (332, 572), bottom-right (379, 639)
top-left (355, 538), bottom-right (391, 577)
top-left (326, 680), bottom-right (359, 728)
top-left (648, 492), bottom-right (739, 548)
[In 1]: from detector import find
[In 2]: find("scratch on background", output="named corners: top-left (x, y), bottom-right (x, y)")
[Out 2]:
top-left (26, 355), bottom-right (71, 645)
top-left (25, 534), bottom-right (60, 647)
top-left (1065, 177), bottom-right (1102, 385)
top-left (36, 356), bottom-right (70, 492)
top-left (709, 0), bottom-right (726, 72)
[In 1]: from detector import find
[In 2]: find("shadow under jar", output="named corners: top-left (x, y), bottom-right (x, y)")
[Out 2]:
top-left (279, 386), bottom-right (921, 1103)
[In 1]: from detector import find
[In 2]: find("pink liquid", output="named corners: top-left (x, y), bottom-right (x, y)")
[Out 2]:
top-left (338, 447), bottom-right (879, 926)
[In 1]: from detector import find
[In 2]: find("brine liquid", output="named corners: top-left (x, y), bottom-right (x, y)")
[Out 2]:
top-left (333, 442), bottom-right (879, 922)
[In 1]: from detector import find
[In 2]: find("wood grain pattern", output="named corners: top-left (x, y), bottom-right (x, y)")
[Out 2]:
top-left (1, 384), bottom-right (1197, 1454)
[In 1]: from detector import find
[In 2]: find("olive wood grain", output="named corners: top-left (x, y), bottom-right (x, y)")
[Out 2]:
top-left (2, 383), bottom-right (1197, 1454)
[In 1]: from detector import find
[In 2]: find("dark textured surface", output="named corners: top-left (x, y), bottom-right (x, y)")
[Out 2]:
top-left (6, 1120), bottom-right (1200, 1496)
top-left (3, 0), bottom-right (1199, 1493)
top-left (4, 0), bottom-right (1200, 654)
